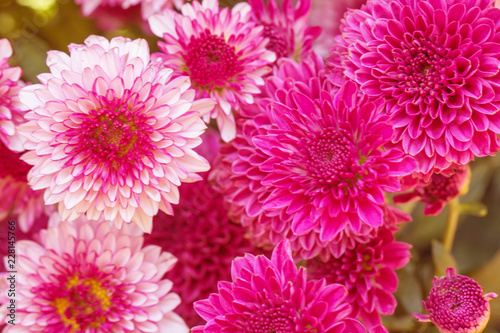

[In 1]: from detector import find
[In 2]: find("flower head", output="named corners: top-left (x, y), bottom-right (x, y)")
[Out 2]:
top-left (0, 142), bottom-right (48, 233)
top-left (149, 0), bottom-right (276, 141)
top-left (3, 214), bottom-right (188, 332)
top-left (394, 164), bottom-right (470, 215)
top-left (307, 227), bottom-right (411, 329)
top-left (335, 0), bottom-right (500, 175)
top-left (0, 38), bottom-right (26, 152)
top-left (75, 0), bottom-right (181, 20)
top-left (18, 35), bottom-right (214, 232)
top-left (248, 0), bottom-right (321, 61)
top-left (214, 55), bottom-right (415, 259)
top-left (413, 267), bottom-right (498, 333)
top-left (192, 240), bottom-right (366, 332)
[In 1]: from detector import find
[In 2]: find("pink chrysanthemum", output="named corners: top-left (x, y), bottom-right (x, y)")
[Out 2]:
top-left (394, 164), bottom-right (470, 215)
top-left (0, 142), bottom-right (48, 233)
top-left (335, 0), bottom-right (500, 175)
top-left (309, 0), bottom-right (366, 57)
top-left (248, 0), bottom-right (321, 61)
top-left (18, 35), bottom-right (215, 233)
top-left (75, 0), bottom-right (181, 20)
top-left (307, 227), bottom-right (411, 329)
top-left (149, 0), bottom-right (276, 142)
top-left (2, 215), bottom-right (188, 332)
top-left (213, 55), bottom-right (415, 259)
top-left (0, 38), bottom-right (26, 152)
top-left (192, 240), bottom-right (366, 332)
top-left (413, 267), bottom-right (498, 333)
top-left (143, 129), bottom-right (264, 327)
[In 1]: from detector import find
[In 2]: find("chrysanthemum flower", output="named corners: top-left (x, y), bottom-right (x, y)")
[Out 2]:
top-left (75, 0), bottom-right (181, 20)
top-left (18, 35), bottom-right (214, 232)
top-left (309, 0), bottom-right (366, 57)
top-left (307, 227), bottom-right (411, 329)
top-left (413, 267), bottom-right (498, 333)
top-left (192, 240), bottom-right (366, 332)
top-left (143, 129), bottom-right (264, 327)
top-left (248, 0), bottom-right (321, 61)
top-left (394, 165), bottom-right (470, 215)
top-left (0, 142), bottom-right (48, 233)
top-left (3, 215), bottom-right (188, 332)
top-left (212, 55), bottom-right (415, 259)
top-left (0, 38), bottom-right (26, 152)
top-left (335, 0), bottom-right (500, 175)
top-left (149, 0), bottom-right (276, 142)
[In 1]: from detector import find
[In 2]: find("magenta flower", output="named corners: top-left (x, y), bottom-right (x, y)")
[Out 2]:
top-left (0, 142), bottom-right (48, 233)
top-left (413, 267), bottom-right (498, 333)
top-left (307, 227), bottom-right (411, 329)
top-left (149, 0), bottom-right (276, 141)
top-left (192, 240), bottom-right (366, 332)
top-left (212, 55), bottom-right (415, 259)
top-left (335, 0), bottom-right (500, 175)
top-left (3, 215), bottom-right (188, 332)
top-left (0, 38), bottom-right (26, 152)
top-left (248, 0), bottom-right (321, 61)
top-left (143, 129), bottom-right (264, 327)
top-left (18, 35), bottom-right (215, 232)
top-left (75, 0), bottom-right (181, 20)
top-left (394, 165), bottom-right (470, 215)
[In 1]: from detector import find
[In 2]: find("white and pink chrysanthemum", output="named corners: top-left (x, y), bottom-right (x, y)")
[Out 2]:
top-left (0, 142), bottom-right (48, 233)
top-left (413, 267), bottom-right (498, 333)
top-left (307, 227), bottom-right (412, 329)
top-left (248, 0), bottom-right (321, 61)
top-left (213, 55), bottom-right (415, 260)
top-left (0, 38), bottom-right (27, 152)
top-left (18, 35), bottom-right (215, 233)
top-left (335, 0), bottom-right (500, 176)
top-left (2, 214), bottom-right (188, 332)
top-left (149, 0), bottom-right (276, 142)
top-left (192, 240), bottom-right (366, 332)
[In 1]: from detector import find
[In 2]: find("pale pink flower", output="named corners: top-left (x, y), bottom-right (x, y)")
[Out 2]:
top-left (413, 267), bottom-right (498, 333)
top-left (248, 0), bottom-right (321, 61)
top-left (149, 0), bottom-right (276, 142)
top-left (18, 35), bottom-right (215, 232)
top-left (193, 240), bottom-right (366, 332)
top-left (0, 142), bottom-right (48, 233)
top-left (334, 0), bottom-right (500, 176)
top-left (0, 39), bottom-right (26, 152)
top-left (307, 227), bottom-right (411, 329)
top-left (2, 215), bottom-right (188, 332)
top-left (213, 55), bottom-right (416, 260)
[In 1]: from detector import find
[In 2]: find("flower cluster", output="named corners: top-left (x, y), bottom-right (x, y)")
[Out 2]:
top-left (2, 0), bottom-right (500, 331)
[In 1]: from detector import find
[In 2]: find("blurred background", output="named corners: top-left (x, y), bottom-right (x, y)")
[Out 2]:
top-left (1, 0), bottom-right (500, 331)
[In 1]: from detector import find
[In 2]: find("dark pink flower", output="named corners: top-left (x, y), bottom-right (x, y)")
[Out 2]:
top-left (143, 130), bottom-right (264, 327)
top-left (248, 0), bottom-right (321, 61)
top-left (394, 165), bottom-right (470, 215)
top-left (335, 0), bottom-right (500, 175)
top-left (213, 55), bottom-right (415, 260)
top-left (307, 227), bottom-right (411, 329)
top-left (413, 267), bottom-right (498, 333)
top-left (0, 142), bottom-right (48, 233)
top-left (192, 240), bottom-right (366, 332)
top-left (0, 39), bottom-right (26, 152)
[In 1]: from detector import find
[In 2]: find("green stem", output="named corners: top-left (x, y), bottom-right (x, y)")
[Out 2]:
top-left (443, 197), bottom-right (460, 252)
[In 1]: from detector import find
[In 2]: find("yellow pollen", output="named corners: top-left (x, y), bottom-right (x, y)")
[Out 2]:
top-left (53, 298), bottom-right (80, 332)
